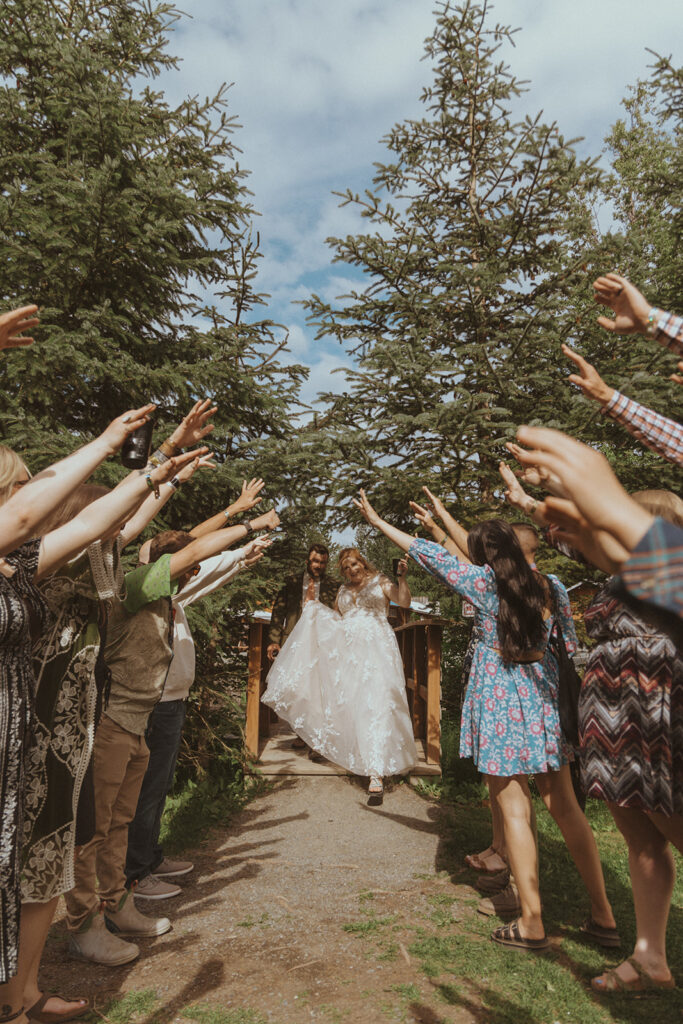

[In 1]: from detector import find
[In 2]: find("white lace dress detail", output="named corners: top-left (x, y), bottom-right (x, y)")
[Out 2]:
top-left (262, 574), bottom-right (417, 776)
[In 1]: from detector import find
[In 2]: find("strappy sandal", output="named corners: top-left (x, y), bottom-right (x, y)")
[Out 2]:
top-left (368, 777), bottom-right (384, 805)
top-left (478, 883), bottom-right (521, 919)
top-left (0, 1008), bottom-right (25, 1024)
top-left (591, 957), bottom-right (675, 994)
top-left (579, 916), bottom-right (621, 949)
top-left (476, 868), bottom-right (511, 894)
top-left (464, 846), bottom-right (507, 874)
top-left (491, 919), bottom-right (548, 952)
top-left (27, 996), bottom-right (90, 1024)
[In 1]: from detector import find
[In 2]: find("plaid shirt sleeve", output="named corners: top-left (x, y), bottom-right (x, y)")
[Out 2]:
top-left (603, 391), bottom-right (683, 466)
top-left (620, 518), bottom-right (683, 619)
top-left (654, 310), bottom-right (683, 356)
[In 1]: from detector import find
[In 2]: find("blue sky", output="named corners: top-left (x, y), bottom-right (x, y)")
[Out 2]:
top-left (156, 0), bottom-right (680, 410)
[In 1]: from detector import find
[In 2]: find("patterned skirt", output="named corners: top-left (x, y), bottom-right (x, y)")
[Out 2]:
top-left (579, 634), bottom-right (683, 814)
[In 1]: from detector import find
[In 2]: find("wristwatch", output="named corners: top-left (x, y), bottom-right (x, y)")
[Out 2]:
top-left (244, 521), bottom-right (255, 535)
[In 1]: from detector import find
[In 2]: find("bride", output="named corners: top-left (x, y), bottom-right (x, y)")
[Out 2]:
top-left (262, 547), bottom-right (417, 802)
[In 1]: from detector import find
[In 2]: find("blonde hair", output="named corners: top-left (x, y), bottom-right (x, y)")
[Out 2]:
top-left (338, 547), bottom-right (376, 579)
top-left (631, 489), bottom-right (683, 529)
top-left (0, 445), bottom-right (31, 507)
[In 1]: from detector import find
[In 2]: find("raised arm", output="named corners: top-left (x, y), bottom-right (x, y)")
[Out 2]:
top-left (168, 509), bottom-right (280, 580)
top-left (563, 344), bottom-right (683, 466)
top-left (409, 498), bottom-right (460, 556)
top-left (36, 450), bottom-right (199, 579)
top-left (0, 404), bottom-right (156, 557)
top-left (353, 489), bottom-right (414, 552)
top-left (380, 556), bottom-right (411, 608)
top-left (421, 487), bottom-right (471, 563)
top-left (498, 461), bottom-right (549, 527)
top-left (190, 478), bottom-right (266, 539)
top-left (513, 425), bottom-right (654, 556)
top-left (119, 451), bottom-right (214, 547)
top-left (593, 272), bottom-right (683, 356)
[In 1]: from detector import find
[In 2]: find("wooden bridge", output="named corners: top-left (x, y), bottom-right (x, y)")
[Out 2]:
top-left (245, 610), bottom-right (443, 777)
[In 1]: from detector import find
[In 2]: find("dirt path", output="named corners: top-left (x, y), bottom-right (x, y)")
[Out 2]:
top-left (44, 776), bottom-right (483, 1024)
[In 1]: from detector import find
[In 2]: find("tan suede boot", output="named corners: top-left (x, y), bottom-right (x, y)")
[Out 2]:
top-left (104, 891), bottom-right (171, 937)
top-left (68, 913), bottom-right (139, 965)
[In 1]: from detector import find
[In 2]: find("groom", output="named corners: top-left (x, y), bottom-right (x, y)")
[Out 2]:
top-left (266, 543), bottom-right (339, 662)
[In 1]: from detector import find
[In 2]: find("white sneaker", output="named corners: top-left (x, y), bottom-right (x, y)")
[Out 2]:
top-left (68, 914), bottom-right (139, 965)
top-left (105, 893), bottom-right (171, 936)
top-left (134, 874), bottom-right (182, 900)
top-left (153, 857), bottom-right (194, 877)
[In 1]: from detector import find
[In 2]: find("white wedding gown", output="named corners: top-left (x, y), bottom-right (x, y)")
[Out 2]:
top-left (262, 574), bottom-right (418, 777)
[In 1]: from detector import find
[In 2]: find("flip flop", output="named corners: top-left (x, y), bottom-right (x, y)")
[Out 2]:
top-left (580, 916), bottom-right (621, 949)
top-left (491, 919), bottom-right (548, 952)
top-left (592, 957), bottom-right (675, 994)
top-left (27, 996), bottom-right (90, 1024)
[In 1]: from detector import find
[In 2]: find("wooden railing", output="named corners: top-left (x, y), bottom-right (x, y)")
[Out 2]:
top-left (245, 616), bottom-right (443, 766)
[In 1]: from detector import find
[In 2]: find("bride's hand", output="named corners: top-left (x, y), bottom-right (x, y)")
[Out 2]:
top-left (352, 488), bottom-right (382, 527)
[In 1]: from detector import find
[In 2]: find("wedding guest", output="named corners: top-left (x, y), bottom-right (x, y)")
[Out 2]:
top-left (0, 406), bottom-right (167, 1022)
top-left (127, 532), bottom-right (270, 899)
top-left (356, 491), bottom-right (618, 952)
top-left (65, 508), bottom-right (279, 965)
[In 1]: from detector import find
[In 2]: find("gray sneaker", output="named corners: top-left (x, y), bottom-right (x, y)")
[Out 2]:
top-left (134, 874), bottom-right (181, 900)
top-left (153, 857), bottom-right (194, 878)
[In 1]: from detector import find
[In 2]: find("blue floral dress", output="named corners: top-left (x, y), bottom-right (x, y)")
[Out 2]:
top-left (409, 538), bottom-right (578, 776)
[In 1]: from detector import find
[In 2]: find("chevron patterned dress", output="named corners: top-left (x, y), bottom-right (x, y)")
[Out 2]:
top-left (579, 579), bottom-right (683, 814)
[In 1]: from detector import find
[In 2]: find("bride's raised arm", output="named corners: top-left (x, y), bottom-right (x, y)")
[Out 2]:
top-left (380, 556), bottom-right (411, 608)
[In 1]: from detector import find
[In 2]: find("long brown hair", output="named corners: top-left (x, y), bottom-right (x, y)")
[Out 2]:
top-left (467, 519), bottom-right (548, 664)
top-left (38, 484), bottom-right (110, 534)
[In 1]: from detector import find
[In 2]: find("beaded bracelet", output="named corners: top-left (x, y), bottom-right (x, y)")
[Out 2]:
top-left (145, 473), bottom-right (160, 498)
top-left (646, 308), bottom-right (659, 338)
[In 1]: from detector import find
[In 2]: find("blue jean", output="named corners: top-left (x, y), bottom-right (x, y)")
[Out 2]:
top-left (125, 699), bottom-right (186, 885)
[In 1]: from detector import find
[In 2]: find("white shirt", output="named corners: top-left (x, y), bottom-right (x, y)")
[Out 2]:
top-left (301, 571), bottom-right (321, 606)
top-left (161, 547), bottom-right (247, 702)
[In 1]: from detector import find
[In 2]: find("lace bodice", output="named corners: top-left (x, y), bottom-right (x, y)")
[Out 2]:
top-left (337, 574), bottom-right (389, 619)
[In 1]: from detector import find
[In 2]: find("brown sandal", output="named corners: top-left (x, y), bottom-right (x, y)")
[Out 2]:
top-left (491, 919), bottom-right (548, 952)
top-left (579, 916), bottom-right (621, 949)
top-left (27, 997), bottom-right (90, 1024)
top-left (591, 957), bottom-right (675, 994)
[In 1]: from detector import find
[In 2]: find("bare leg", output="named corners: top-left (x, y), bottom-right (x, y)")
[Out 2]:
top-left (594, 804), bottom-right (675, 987)
top-left (22, 898), bottom-right (87, 1015)
top-left (534, 766), bottom-right (615, 929)
top-left (488, 774), bottom-right (544, 940)
top-left (0, 901), bottom-right (57, 1024)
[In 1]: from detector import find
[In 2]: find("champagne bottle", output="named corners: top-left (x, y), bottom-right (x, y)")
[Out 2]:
top-left (121, 417), bottom-right (155, 469)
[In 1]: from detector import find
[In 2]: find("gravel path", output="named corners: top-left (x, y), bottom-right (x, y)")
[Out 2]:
top-left (44, 776), bottom-right (479, 1024)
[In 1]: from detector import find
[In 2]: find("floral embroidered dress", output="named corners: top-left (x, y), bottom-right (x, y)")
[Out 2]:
top-left (409, 538), bottom-right (578, 776)
top-left (262, 573), bottom-right (417, 777)
top-left (21, 540), bottom-right (123, 903)
top-left (0, 540), bottom-right (47, 982)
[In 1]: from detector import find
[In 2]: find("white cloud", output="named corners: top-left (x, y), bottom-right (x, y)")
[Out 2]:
top-left (156, 0), bottom-right (681, 413)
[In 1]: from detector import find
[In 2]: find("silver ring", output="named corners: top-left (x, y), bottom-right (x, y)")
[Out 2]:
top-left (122, 415), bottom-right (132, 423)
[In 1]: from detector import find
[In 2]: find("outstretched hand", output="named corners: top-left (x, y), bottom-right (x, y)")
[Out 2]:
top-left (409, 500), bottom-right (436, 531)
top-left (170, 399), bottom-right (218, 449)
top-left (233, 478), bottom-right (265, 514)
top-left (505, 441), bottom-right (566, 496)
top-left (101, 404), bottom-right (157, 455)
top-left (175, 451), bottom-right (215, 484)
top-left (541, 496), bottom-right (631, 575)
top-left (498, 461), bottom-right (528, 509)
top-left (562, 344), bottom-right (613, 405)
top-left (353, 488), bottom-right (382, 527)
top-left (396, 556), bottom-right (409, 578)
top-left (514, 424), bottom-right (653, 554)
top-left (0, 305), bottom-right (39, 351)
top-left (421, 486), bottom-right (447, 520)
top-left (244, 535), bottom-right (272, 566)
top-left (593, 273), bottom-right (652, 336)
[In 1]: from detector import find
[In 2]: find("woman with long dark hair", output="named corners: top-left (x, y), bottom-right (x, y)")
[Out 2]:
top-left (355, 491), bottom-right (617, 952)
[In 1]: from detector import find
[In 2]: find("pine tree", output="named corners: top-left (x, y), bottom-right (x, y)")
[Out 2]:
top-left (303, 0), bottom-right (611, 535)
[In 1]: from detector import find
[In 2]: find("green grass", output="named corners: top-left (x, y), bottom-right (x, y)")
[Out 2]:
top-left (182, 1007), bottom-right (270, 1024)
top-left (96, 991), bottom-right (159, 1024)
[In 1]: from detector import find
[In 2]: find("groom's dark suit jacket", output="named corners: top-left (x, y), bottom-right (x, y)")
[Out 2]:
top-left (267, 572), bottom-right (340, 647)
